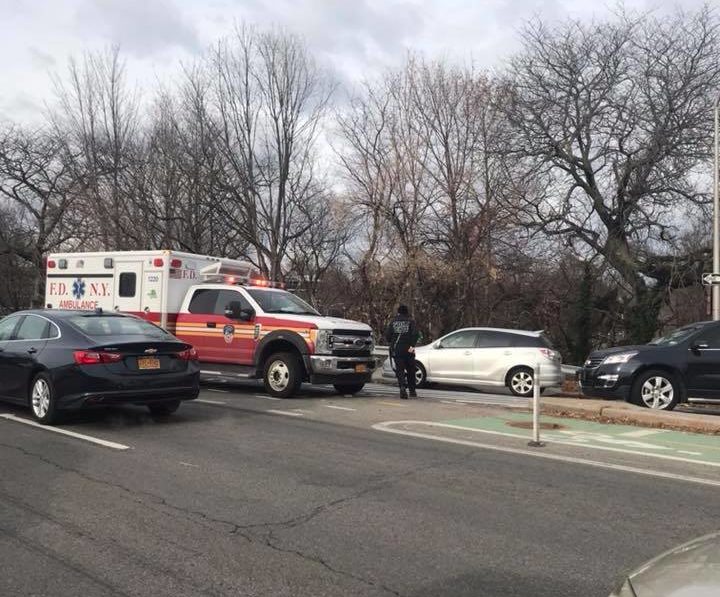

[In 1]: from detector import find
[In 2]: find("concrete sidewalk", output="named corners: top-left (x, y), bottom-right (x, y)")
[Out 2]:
top-left (535, 397), bottom-right (720, 434)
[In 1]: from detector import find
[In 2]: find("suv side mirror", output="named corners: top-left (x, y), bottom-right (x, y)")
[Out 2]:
top-left (225, 302), bottom-right (254, 321)
top-left (435, 340), bottom-right (443, 349)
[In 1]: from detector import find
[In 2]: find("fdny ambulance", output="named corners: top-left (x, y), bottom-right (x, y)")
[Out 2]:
top-left (44, 251), bottom-right (376, 397)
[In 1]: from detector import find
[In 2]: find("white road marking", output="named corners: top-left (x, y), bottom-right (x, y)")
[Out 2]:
top-left (678, 450), bottom-right (703, 456)
top-left (255, 394), bottom-right (282, 401)
top-left (378, 401), bottom-right (406, 407)
top-left (620, 429), bottom-right (667, 438)
top-left (267, 409), bottom-right (303, 417)
top-left (373, 421), bottom-right (720, 488)
top-left (324, 405), bottom-right (357, 412)
top-left (440, 399), bottom-right (526, 409)
top-left (179, 462), bottom-right (200, 468)
top-left (0, 414), bottom-right (130, 451)
top-left (373, 421), bottom-right (720, 470)
top-left (207, 388), bottom-right (229, 394)
top-left (195, 399), bottom-right (226, 405)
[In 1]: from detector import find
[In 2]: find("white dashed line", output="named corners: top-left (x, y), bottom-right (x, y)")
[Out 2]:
top-left (324, 405), bottom-right (357, 412)
top-left (621, 429), bottom-right (667, 438)
top-left (207, 388), bottom-right (229, 394)
top-left (195, 399), bottom-right (226, 405)
top-left (255, 394), bottom-right (282, 401)
top-left (0, 414), bottom-right (130, 450)
top-left (179, 462), bottom-right (200, 468)
top-left (267, 409), bottom-right (303, 417)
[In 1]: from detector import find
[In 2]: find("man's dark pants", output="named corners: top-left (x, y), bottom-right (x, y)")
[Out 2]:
top-left (393, 353), bottom-right (416, 396)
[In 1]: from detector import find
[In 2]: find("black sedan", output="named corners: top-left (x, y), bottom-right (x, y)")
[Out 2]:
top-left (580, 321), bottom-right (720, 410)
top-left (0, 309), bottom-right (200, 424)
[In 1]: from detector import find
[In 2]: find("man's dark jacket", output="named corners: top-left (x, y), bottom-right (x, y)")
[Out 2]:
top-left (385, 314), bottom-right (420, 356)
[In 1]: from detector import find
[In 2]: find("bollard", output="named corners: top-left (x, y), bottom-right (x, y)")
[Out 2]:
top-left (528, 361), bottom-right (545, 447)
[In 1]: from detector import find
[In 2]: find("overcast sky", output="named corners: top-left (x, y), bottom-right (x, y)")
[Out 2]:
top-left (0, 0), bottom-right (708, 123)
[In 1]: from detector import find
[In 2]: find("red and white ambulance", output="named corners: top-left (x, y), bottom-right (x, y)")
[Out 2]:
top-left (44, 251), bottom-right (376, 397)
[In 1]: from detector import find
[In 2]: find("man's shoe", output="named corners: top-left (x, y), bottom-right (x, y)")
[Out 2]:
top-left (400, 391), bottom-right (409, 400)
top-left (409, 391), bottom-right (417, 398)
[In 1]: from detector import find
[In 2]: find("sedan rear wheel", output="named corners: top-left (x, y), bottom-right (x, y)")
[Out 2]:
top-left (633, 370), bottom-right (680, 411)
top-left (30, 373), bottom-right (60, 425)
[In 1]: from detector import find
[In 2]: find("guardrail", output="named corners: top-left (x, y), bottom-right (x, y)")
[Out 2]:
top-left (373, 346), bottom-right (580, 376)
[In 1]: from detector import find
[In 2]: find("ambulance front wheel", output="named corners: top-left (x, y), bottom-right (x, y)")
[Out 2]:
top-left (264, 352), bottom-right (303, 398)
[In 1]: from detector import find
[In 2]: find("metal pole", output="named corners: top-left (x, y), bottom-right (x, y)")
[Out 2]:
top-left (714, 99), bottom-right (720, 321)
top-left (528, 361), bottom-right (544, 448)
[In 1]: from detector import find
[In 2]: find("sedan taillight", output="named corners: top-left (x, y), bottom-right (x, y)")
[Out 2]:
top-left (74, 351), bottom-right (123, 365)
top-left (178, 347), bottom-right (198, 361)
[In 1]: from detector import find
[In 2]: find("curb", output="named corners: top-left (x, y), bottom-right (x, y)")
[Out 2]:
top-left (535, 397), bottom-right (720, 435)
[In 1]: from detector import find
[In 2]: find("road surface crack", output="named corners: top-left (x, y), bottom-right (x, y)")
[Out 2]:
top-left (1, 440), bottom-right (474, 597)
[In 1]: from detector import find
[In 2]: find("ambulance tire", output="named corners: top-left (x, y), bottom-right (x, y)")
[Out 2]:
top-left (264, 352), bottom-right (303, 398)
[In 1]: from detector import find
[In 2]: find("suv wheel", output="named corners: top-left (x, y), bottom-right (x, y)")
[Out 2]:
top-left (415, 362), bottom-right (428, 388)
top-left (508, 367), bottom-right (534, 397)
top-left (264, 352), bottom-right (303, 398)
top-left (632, 370), bottom-right (680, 411)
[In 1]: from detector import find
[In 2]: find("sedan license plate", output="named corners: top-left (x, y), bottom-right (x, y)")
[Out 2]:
top-left (137, 356), bottom-right (161, 370)
top-left (355, 364), bottom-right (367, 373)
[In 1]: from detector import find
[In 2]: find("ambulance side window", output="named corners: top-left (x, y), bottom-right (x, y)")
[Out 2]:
top-left (118, 273), bottom-right (137, 297)
top-left (215, 290), bottom-right (251, 316)
top-left (188, 289), bottom-right (220, 314)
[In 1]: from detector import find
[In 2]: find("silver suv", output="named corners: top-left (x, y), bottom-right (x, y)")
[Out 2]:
top-left (383, 328), bottom-right (563, 396)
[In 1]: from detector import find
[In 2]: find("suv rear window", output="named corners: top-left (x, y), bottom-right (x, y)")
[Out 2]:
top-left (505, 333), bottom-right (553, 348)
top-left (69, 315), bottom-right (171, 339)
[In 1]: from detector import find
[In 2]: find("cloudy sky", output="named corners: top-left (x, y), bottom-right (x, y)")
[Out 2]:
top-left (0, 0), bottom-right (707, 123)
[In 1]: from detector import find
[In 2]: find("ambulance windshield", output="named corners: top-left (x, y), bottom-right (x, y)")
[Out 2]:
top-left (246, 288), bottom-right (319, 316)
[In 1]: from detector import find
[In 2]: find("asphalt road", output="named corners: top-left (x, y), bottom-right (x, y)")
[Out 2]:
top-left (1, 381), bottom-right (718, 597)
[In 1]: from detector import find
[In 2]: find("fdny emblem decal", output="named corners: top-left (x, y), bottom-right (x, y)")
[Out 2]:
top-left (223, 324), bottom-right (235, 344)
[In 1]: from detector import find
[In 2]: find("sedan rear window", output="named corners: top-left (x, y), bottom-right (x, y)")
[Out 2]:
top-left (69, 315), bottom-right (171, 339)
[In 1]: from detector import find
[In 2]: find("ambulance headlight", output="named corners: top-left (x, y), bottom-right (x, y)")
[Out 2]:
top-left (315, 330), bottom-right (333, 355)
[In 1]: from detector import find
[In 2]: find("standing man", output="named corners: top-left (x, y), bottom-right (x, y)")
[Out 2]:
top-left (385, 305), bottom-right (420, 399)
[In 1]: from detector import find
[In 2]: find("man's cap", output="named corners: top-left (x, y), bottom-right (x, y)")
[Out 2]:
top-left (397, 304), bottom-right (409, 315)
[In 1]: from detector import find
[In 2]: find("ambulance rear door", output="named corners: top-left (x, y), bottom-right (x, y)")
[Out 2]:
top-left (113, 260), bottom-right (144, 314)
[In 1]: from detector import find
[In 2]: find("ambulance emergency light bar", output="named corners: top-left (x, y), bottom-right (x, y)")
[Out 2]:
top-left (199, 262), bottom-right (286, 289)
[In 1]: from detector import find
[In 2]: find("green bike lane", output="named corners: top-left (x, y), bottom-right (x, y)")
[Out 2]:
top-left (372, 409), bottom-right (720, 485)
top-left (436, 412), bottom-right (720, 465)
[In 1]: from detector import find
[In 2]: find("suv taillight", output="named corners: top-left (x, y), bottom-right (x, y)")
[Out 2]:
top-left (74, 351), bottom-right (123, 365)
top-left (178, 347), bottom-right (198, 361)
top-left (539, 348), bottom-right (555, 359)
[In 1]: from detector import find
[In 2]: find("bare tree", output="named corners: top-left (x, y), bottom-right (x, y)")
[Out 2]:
top-left (210, 26), bottom-right (333, 279)
top-left (502, 7), bottom-right (720, 340)
top-left (0, 126), bottom-right (84, 305)
top-left (50, 46), bottom-right (140, 249)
